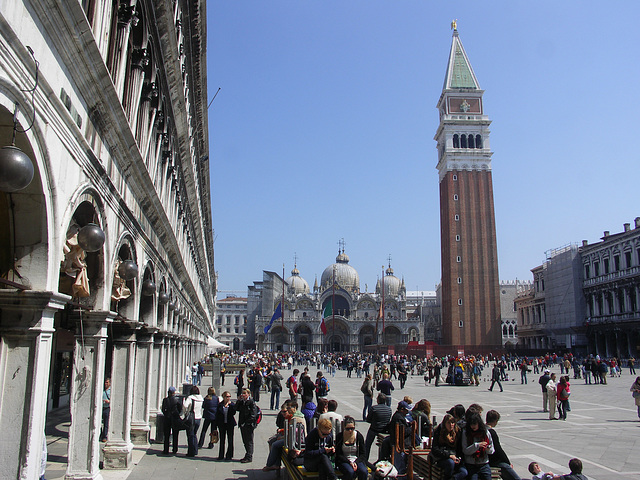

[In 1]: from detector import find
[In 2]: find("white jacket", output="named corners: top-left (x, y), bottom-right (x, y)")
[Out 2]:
top-left (182, 394), bottom-right (204, 420)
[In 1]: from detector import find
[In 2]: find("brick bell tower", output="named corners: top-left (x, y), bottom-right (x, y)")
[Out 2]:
top-left (435, 22), bottom-right (501, 347)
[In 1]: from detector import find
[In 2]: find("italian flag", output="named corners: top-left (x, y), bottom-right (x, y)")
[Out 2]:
top-left (321, 300), bottom-right (331, 335)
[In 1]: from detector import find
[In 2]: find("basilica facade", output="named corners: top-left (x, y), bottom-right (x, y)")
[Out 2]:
top-left (249, 250), bottom-right (423, 352)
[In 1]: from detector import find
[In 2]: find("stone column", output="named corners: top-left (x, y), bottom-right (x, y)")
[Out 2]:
top-left (150, 332), bottom-right (166, 442)
top-left (0, 291), bottom-right (67, 480)
top-left (102, 323), bottom-right (137, 469)
top-left (166, 336), bottom-right (175, 390)
top-left (130, 328), bottom-right (155, 446)
top-left (65, 311), bottom-right (114, 480)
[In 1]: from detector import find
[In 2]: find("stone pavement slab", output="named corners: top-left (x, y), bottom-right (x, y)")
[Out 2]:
top-left (47, 365), bottom-right (640, 480)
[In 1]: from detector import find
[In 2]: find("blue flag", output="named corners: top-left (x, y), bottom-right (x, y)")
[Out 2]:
top-left (263, 302), bottom-right (282, 334)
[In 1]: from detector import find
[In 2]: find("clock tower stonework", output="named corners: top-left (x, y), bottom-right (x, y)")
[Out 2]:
top-left (435, 26), bottom-right (501, 347)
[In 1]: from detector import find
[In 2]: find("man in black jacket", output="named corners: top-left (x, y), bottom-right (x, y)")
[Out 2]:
top-left (364, 393), bottom-right (392, 463)
top-left (488, 364), bottom-right (503, 392)
top-left (161, 386), bottom-right (181, 454)
top-left (539, 369), bottom-right (551, 412)
top-left (236, 388), bottom-right (258, 463)
top-left (486, 410), bottom-right (521, 480)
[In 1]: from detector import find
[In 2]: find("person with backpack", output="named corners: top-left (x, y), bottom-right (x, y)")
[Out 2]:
top-left (235, 369), bottom-right (245, 397)
top-left (315, 371), bottom-right (330, 403)
top-left (236, 388), bottom-right (259, 463)
top-left (287, 369), bottom-right (300, 401)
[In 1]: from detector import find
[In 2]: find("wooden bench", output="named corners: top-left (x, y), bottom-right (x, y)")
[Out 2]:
top-left (412, 453), bottom-right (501, 480)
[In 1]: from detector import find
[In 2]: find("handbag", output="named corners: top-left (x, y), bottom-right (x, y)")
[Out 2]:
top-left (210, 430), bottom-right (219, 444)
top-left (180, 400), bottom-right (195, 430)
top-left (632, 390), bottom-right (640, 398)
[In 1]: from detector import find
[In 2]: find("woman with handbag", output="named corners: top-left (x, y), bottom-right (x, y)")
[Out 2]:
top-left (198, 386), bottom-right (219, 449)
top-left (216, 391), bottom-right (237, 460)
top-left (630, 376), bottom-right (640, 419)
top-left (182, 385), bottom-right (204, 457)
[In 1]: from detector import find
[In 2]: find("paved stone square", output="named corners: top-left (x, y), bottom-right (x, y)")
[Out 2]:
top-left (46, 365), bottom-right (640, 480)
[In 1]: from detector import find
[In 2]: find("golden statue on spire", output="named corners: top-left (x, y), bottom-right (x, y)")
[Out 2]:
top-left (451, 19), bottom-right (457, 31)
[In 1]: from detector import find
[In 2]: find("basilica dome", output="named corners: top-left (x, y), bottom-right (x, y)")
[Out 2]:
top-left (321, 251), bottom-right (360, 293)
top-left (376, 265), bottom-right (402, 297)
top-left (286, 265), bottom-right (310, 294)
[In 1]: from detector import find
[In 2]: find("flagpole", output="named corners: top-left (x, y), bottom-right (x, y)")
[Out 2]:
top-left (381, 265), bottom-right (385, 347)
top-left (332, 264), bottom-right (336, 352)
top-left (282, 264), bottom-right (285, 331)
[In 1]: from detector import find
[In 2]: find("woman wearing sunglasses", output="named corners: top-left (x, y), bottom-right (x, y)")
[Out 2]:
top-left (335, 416), bottom-right (367, 480)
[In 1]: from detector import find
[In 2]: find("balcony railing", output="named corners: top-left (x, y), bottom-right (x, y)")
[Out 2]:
top-left (583, 266), bottom-right (640, 287)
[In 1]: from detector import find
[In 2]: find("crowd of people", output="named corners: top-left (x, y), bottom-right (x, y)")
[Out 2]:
top-left (150, 349), bottom-right (640, 479)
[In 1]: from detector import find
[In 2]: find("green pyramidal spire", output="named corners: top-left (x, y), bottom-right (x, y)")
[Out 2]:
top-left (443, 26), bottom-right (480, 90)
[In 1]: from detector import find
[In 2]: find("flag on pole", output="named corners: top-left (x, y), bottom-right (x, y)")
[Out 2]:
top-left (321, 300), bottom-right (331, 335)
top-left (376, 302), bottom-right (382, 335)
top-left (264, 302), bottom-right (282, 334)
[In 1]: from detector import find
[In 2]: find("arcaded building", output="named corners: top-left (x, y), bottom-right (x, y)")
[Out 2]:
top-left (0, 1), bottom-right (215, 478)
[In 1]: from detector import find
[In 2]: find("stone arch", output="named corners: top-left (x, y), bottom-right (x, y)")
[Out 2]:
top-left (294, 324), bottom-right (313, 351)
top-left (408, 327), bottom-right (419, 342)
top-left (157, 277), bottom-right (168, 330)
top-left (359, 325), bottom-right (376, 350)
top-left (139, 261), bottom-right (156, 326)
top-left (323, 318), bottom-right (349, 352)
top-left (322, 293), bottom-right (351, 318)
top-left (110, 235), bottom-right (138, 320)
top-left (383, 325), bottom-right (401, 345)
top-left (0, 90), bottom-right (53, 291)
top-left (270, 325), bottom-right (289, 352)
top-left (57, 191), bottom-right (108, 308)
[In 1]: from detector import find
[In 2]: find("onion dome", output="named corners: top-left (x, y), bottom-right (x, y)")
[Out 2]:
top-left (286, 264), bottom-right (310, 294)
top-left (381, 264), bottom-right (401, 297)
top-left (321, 250), bottom-right (360, 293)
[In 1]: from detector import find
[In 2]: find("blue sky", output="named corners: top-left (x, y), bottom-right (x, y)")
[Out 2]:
top-left (207, 1), bottom-right (640, 295)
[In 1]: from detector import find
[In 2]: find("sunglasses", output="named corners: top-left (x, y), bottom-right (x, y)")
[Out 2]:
top-left (344, 427), bottom-right (355, 431)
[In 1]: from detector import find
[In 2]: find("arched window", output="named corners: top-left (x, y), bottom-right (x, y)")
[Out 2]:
top-left (460, 135), bottom-right (467, 148)
top-left (468, 134), bottom-right (475, 148)
top-left (503, 325), bottom-right (508, 336)
top-left (453, 134), bottom-right (459, 148)
top-left (475, 135), bottom-right (482, 148)
top-left (508, 325), bottom-right (514, 336)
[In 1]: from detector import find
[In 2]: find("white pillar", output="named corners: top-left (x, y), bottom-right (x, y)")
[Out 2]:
top-left (102, 324), bottom-right (136, 469)
top-left (131, 329), bottom-right (155, 445)
top-left (0, 292), bottom-right (66, 480)
top-left (149, 333), bottom-right (165, 442)
top-left (66, 311), bottom-right (113, 480)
